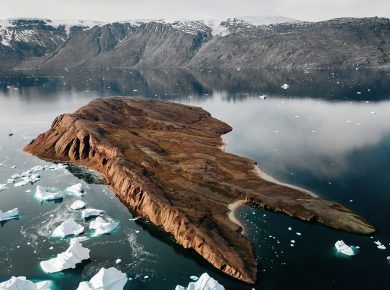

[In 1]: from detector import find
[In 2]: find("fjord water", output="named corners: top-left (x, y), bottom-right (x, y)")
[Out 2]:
top-left (0, 69), bottom-right (389, 290)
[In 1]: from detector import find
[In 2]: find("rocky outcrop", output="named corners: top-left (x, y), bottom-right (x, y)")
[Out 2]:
top-left (24, 97), bottom-right (375, 284)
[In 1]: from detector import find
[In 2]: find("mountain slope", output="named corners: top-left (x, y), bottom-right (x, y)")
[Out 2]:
top-left (3, 17), bottom-right (389, 70)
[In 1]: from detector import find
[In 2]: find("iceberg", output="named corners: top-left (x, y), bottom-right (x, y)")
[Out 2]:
top-left (71, 200), bottom-right (86, 210)
top-left (66, 183), bottom-right (85, 196)
top-left (40, 241), bottom-right (90, 273)
top-left (0, 184), bottom-right (6, 192)
top-left (89, 217), bottom-right (119, 236)
top-left (0, 208), bottom-right (19, 222)
top-left (335, 240), bottom-right (355, 256)
top-left (76, 267), bottom-right (127, 290)
top-left (35, 186), bottom-right (63, 201)
top-left (82, 209), bottom-right (104, 219)
top-left (51, 219), bottom-right (84, 238)
top-left (175, 273), bottom-right (225, 290)
top-left (0, 276), bottom-right (52, 290)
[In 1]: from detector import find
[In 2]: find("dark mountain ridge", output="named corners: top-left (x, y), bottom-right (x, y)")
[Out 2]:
top-left (0, 17), bottom-right (389, 71)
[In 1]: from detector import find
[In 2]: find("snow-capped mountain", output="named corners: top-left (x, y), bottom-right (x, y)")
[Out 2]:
top-left (0, 17), bottom-right (389, 71)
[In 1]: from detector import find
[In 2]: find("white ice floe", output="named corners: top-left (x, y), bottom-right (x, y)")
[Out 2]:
top-left (0, 276), bottom-right (52, 290)
top-left (76, 267), bottom-right (127, 290)
top-left (29, 165), bottom-right (44, 173)
top-left (35, 185), bottom-right (63, 201)
top-left (0, 184), bottom-right (6, 192)
top-left (66, 183), bottom-right (85, 196)
top-left (14, 174), bottom-right (40, 187)
top-left (115, 259), bottom-right (121, 264)
top-left (374, 241), bottom-right (387, 250)
top-left (7, 179), bottom-right (15, 184)
top-left (40, 241), bottom-right (90, 273)
top-left (51, 219), bottom-right (84, 238)
top-left (71, 200), bottom-right (86, 210)
top-left (0, 208), bottom-right (19, 222)
top-left (175, 273), bottom-right (225, 290)
top-left (190, 276), bottom-right (199, 281)
top-left (89, 217), bottom-right (119, 236)
top-left (49, 163), bottom-right (67, 170)
top-left (82, 208), bottom-right (104, 219)
top-left (10, 174), bottom-right (20, 179)
top-left (335, 240), bottom-right (355, 256)
top-left (281, 84), bottom-right (289, 90)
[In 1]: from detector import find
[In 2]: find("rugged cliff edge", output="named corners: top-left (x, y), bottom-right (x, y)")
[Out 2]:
top-left (23, 97), bottom-right (375, 284)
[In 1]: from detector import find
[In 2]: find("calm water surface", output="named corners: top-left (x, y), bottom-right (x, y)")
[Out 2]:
top-left (0, 69), bottom-right (389, 290)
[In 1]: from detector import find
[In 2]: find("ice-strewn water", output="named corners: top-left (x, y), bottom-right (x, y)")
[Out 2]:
top-left (0, 69), bottom-right (389, 289)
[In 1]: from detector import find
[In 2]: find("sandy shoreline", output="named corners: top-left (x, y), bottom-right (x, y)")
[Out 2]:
top-left (228, 200), bottom-right (247, 232)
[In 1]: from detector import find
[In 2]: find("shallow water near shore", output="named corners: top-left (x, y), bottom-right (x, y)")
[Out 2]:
top-left (0, 68), bottom-right (389, 289)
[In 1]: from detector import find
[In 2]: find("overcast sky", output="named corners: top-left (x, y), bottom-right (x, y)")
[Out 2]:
top-left (1, 0), bottom-right (389, 22)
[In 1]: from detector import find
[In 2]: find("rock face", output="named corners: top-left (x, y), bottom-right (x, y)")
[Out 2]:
top-left (24, 97), bottom-right (375, 284)
top-left (2, 17), bottom-right (389, 70)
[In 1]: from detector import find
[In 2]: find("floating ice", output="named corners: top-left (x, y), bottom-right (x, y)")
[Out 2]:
top-left (66, 183), bottom-right (85, 196)
top-left (175, 273), bottom-right (225, 290)
top-left (40, 242), bottom-right (90, 273)
top-left (51, 219), bottom-right (84, 238)
top-left (76, 267), bottom-right (127, 290)
top-left (335, 240), bottom-right (355, 256)
top-left (49, 163), bottom-right (67, 170)
top-left (82, 208), bottom-right (104, 219)
top-left (35, 186), bottom-right (63, 201)
top-left (296, 232), bottom-right (302, 236)
top-left (115, 259), bottom-right (121, 264)
top-left (258, 95), bottom-right (267, 100)
top-left (89, 217), bottom-right (119, 236)
top-left (10, 174), bottom-right (20, 179)
top-left (0, 208), bottom-right (19, 222)
top-left (6, 179), bottom-right (15, 184)
top-left (374, 241), bottom-right (386, 250)
top-left (0, 184), bottom-right (6, 192)
top-left (29, 166), bottom-right (44, 173)
top-left (0, 276), bottom-right (52, 290)
top-left (281, 84), bottom-right (289, 89)
top-left (71, 200), bottom-right (86, 210)
top-left (14, 178), bottom-right (30, 187)
top-left (190, 276), bottom-right (199, 281)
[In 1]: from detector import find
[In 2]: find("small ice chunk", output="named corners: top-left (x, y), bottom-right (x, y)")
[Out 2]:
top-left (281, 84), bottom-right (289, 89)
top-left (288, 227), bottom-right (292, 230)
top-left (49, 163), bottom-right (67, 170)
top-left (76, 267), bottom-right (127, 290)
top-left (190, 276), bottom-right (199, 281)
top-left (115, 259), bottom-right (121, 264)
top-left (40, 242), bottom-right (90, 273)
top-left (29, 166), bottom-right (44, 173)
top-left (82, 208), bottom-right (104, 219)
top-left (0, 208), bottom-right (19, 222)
top-left (7, 179), bottom-right (15, 184)
top-left (335, 240), bottom-right (355, 256)
top-left (71, 200), bottom-right (86, 210)
top-left (66, 183), bottom-right (85, 196)
top-left (89, 217), bottom-right (119, 236)
top-left (296, 232), bottom-right (302, 236)
top-left (0, 184), bottom-right (7, 192)
top-left (291, 240), bottom-right (295, 243)
top-left (374, 241), bottom-right (386, 250)
top-left (175, 273), bottom-right (225, 290)
top-left (258, 95), bottom-right (267, 100)
top-left (0, 276), bottom-right (52, 290)
top-left (10, 174), bottom-right (20, 179)
top-left (51, 219), bottom-right (84, 238)
top-left (14, 178), bottom-right (30, 187)
top-left (35, 186), bottom-right (63, 201)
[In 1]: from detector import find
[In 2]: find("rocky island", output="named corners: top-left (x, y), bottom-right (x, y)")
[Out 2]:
top-left (24, 97), bottom-right (374, 284)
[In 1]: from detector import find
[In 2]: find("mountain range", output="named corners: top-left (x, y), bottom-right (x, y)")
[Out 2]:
top-left (0, 17), bottom-right (389, 71)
